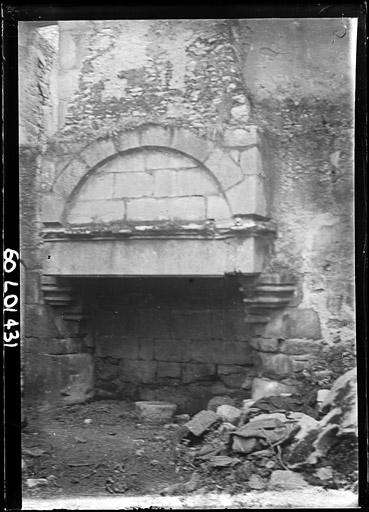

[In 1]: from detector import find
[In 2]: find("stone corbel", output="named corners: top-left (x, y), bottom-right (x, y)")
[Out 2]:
top-left (239, 272), bottom-right (297, 324)
top-left (41, 275), bottom-right (90, 335)
top-left (41, 275), bottom-right (74, 307)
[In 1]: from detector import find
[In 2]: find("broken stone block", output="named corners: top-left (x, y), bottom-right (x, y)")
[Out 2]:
top-left (248, 474), bottom-right (266, 490)
top-left (216, 404), bottom-right (242, 425)
top-left (232, 436), bottom-right (260, 454)
top-left (251, 394), bottom-right (317, 417)
top-left (208, 455), bottom-right (241, 468)
top-left (268, 470), bottom-right (309, 490)
top-left (286, 369), bottom-right (357, 470)
top-left (231, 416), bottom-right (297, 454)
top-left (207, 395), bottom-right (235, 411)
top-left (251, 377), bottom-right (297, 400)
top-left (249, 412), bottom-right (287, 423)
top-left (184, 410), bottom-right (219, 437)
top-left (287, 412), bottom-right (319, 443)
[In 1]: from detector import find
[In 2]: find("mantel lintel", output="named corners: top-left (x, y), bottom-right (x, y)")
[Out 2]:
top-left (42, 235), bottom-right (269, 277)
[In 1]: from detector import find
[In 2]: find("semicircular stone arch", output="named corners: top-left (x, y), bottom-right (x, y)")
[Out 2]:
top-left (65, 147), bottom-right (232, 225)
top-left (43, 125), bottom-right (266, 225)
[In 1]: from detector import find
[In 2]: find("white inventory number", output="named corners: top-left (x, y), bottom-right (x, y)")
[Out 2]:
top-left (3, 249), bottom-right (20, 347)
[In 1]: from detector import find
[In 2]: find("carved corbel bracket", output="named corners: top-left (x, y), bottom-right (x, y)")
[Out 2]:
top-left (41, 275), bottom-right (74, 307)
top-left (239, 272), bottom-right (297, 324)
top-left (41, 275), bottom-right (90, 332)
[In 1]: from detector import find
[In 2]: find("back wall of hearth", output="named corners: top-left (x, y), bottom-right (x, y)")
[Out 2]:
top-left (82, 277), bottom-right (256, 412)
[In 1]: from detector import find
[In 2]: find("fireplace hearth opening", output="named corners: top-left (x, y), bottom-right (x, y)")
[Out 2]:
top-left (77, 276), bottom-right (256, 413)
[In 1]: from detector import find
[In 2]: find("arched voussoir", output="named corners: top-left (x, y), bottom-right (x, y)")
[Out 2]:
top-left (170, 127), bottom-right (214, 164)
top-left (79, 138), bottom-right (117, 169)
top-left (44, 125), bottom-right (259, 226)
top-left (114, 125), bottom-right (215, 164)
top-left (53, 158), bottom-right (90, 200)
top-left (204, 148), bottom-right (243, 193)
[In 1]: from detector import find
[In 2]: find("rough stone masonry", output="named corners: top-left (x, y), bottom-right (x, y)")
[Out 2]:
top-left (19, 19), bottom-right (356, 410)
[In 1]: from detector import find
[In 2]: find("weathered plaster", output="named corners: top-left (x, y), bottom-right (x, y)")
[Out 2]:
top-left (239, 19), bottom-right (356, 347)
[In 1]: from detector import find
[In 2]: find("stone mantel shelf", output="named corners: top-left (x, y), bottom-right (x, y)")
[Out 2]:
top-left (42, 219), bottom-right (276, 242)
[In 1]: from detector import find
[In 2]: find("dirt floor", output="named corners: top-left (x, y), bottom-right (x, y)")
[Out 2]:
top-left (22, 399), bottom-right (358, 509)
top-left (22, 400), bottom-right (193, 498)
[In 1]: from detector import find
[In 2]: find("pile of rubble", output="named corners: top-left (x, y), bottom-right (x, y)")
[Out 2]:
top-left (162, 368), bottom-right (358, 495)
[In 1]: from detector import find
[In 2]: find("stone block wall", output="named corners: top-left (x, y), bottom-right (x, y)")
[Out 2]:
top-left (18, 24), bottom-right (95, 407)
top-left (18, 24), bottom-right (92, 407)
top-left (67, 148), bottom-right (230, 225)
top-left (248, 306), bottom-right (324, 394)
top-left (81, 277), bottom-right (256, 411)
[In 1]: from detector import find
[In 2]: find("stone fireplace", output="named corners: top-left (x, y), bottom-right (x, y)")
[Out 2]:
top-left (23, 19), bottom-right (353, 410)
top-left (38, 124), bottom-right (297, 410)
